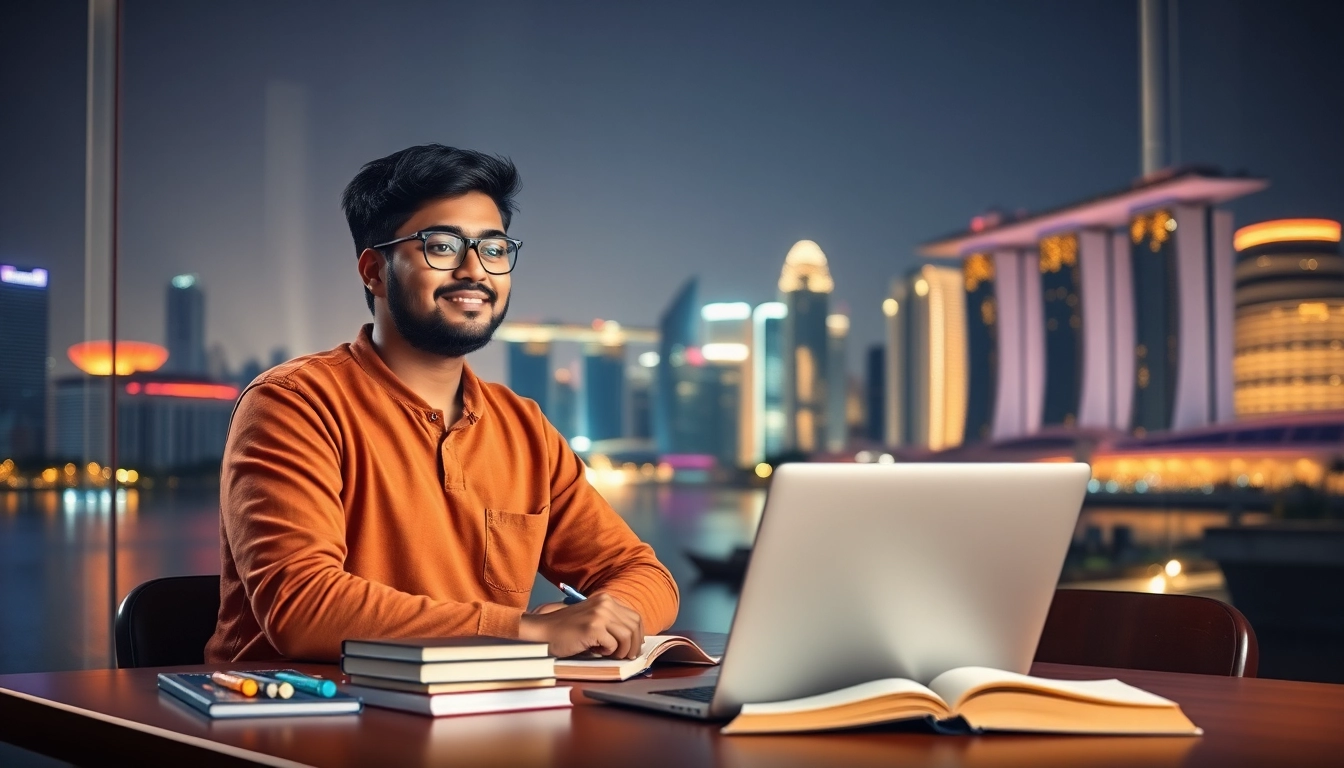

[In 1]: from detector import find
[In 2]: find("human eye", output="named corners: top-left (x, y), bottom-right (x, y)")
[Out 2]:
top-left (479, 239), bottom-right (510, 260)
top-left (424, 233), bottom-right (463, 256)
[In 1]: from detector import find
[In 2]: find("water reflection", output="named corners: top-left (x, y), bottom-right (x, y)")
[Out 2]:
top-left (0, 486), bottom-right (1237, 674)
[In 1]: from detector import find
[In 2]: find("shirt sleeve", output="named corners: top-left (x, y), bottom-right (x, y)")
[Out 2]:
top-left (536, 415), bottom-right (681, 632)
top-left (221, 380), bottom-right (523, 662)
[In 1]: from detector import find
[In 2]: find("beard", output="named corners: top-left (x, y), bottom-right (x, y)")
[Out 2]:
top-left (385, 267), bottom-right (510, 358)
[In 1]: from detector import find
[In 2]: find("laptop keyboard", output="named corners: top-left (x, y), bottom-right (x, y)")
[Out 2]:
top-left (652, 685), bottom-right (717, 702)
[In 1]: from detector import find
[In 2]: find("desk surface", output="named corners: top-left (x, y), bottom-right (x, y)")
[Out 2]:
top-left (3, 642), bottom-right (1344, 768)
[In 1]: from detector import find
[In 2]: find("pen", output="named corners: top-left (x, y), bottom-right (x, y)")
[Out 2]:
top-left (210, 671), bottom-right (258, 697)
top-left (272, 670), bottom-right (337, 698)
top-left (232, 672), bottom-right (295, 699)
top-left (559, 583), bottom-right (587, 605)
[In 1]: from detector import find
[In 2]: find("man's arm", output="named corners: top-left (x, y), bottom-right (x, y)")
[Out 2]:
top-left (532, 414), bottom-right (680, 635)
top-left (221, 381), bottom-right (523, 661)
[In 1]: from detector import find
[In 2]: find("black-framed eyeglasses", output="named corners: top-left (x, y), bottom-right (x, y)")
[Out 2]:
top-left (372, 231), bottom-right (522, 274)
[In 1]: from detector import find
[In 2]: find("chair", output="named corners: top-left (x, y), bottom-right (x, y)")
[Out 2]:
top-left (1034, 589), bottom-right (1259, 677)
top-left (114, 574), bottom-right (222, 668)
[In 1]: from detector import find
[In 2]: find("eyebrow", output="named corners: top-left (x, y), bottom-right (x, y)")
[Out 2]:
top-left (421, 224), bottom-right (509, 238)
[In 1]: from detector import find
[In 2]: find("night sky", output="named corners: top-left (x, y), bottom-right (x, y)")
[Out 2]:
top-left (3, 0), bottom-right (1343, 383)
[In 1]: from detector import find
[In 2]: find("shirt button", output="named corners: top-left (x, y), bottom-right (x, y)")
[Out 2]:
top-left (429, 413), bottom-right (439, 422)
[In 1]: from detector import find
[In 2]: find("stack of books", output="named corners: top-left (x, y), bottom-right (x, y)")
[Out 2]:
top-left (340, 636), bottom-right (572, 717)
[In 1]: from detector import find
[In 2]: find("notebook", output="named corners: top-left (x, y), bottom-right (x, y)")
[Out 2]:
top-left (343, 683), bottom-right (573, 717)
top-left (555, 635), bottom-right (721, 682)
top-left (157, 671), bottom-right (362, 719)
top-left (720, 667), bottom-right (1200, 735)
top-left (340, 655), bottom-right (555, 684)
top-left (342, 636), bottom-right (549, 663)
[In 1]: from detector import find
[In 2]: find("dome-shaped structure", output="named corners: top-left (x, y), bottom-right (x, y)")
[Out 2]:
top-left (778, 240), bottom-right (834, 293)
top-left (68, 340), bottom-right (169, 376)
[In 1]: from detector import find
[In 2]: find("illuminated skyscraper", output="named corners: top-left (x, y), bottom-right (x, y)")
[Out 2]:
top-left (1232, 219), bottom-right (1344, 416)
top-left (507, 340), bottom-right (551, 412)
top-left (655, 279), bottom-right (699, 454)
top-left (165, 273), bottom-right (206, 374)
top-left (550, 368), bottom-right (578, 440)
top-left (825, 314), bottom-right (849, 451)
top-left (888, 264), bottom-right (967, 451)
top-left (702, 302), bottom-right (752, 467)
top-left (921, 169), bottom-right (1266, 440)
top-left (0, 264), bottom-right (50, 460)
top-left (778, 241), bottom-right (833, 453)
top-left (752, 302), bottom-right (787, 461)
top-left (582, 342), bottom-right (625, 441)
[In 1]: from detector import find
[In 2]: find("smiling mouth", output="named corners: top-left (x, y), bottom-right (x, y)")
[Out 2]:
top-left (442, 295), bottom-right (491, 310)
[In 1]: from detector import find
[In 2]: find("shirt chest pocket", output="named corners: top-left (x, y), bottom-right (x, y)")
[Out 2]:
top-left (483, 507), bottom-right (550, 593)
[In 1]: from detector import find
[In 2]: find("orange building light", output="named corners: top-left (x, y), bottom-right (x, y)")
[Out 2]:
top-left (1233, 219), bottom-right (1341, 252)
top-left (67, 341), bottom-right (169, 376)
top-left (124, 382), bottom-right (239, 400)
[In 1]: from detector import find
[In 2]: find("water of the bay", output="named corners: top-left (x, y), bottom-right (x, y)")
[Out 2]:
top-left (0, 485), bottom-right (1235, 674)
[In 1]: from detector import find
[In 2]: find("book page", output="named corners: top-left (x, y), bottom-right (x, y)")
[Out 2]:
top-left (736, 678), bottom-right (946, 716)
top-left (560, 635), bottom-right (718, 668)
top-left (929, 667), bottom-right (1178, 712)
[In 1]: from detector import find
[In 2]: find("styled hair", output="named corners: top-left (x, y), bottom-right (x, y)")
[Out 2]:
top-left (341, 144), bottom-right (521, 313)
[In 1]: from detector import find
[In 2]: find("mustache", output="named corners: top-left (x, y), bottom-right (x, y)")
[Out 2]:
top-left (434, 281), bottom-right (498, 303)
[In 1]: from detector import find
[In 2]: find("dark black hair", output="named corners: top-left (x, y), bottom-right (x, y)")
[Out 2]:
top-left (341, 144), bottom-right (521, 313)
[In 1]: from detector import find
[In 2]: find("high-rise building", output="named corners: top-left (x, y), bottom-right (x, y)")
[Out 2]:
top-left (655, 279), bottom-right (699, 454)
top-left (779, 241), bottom-right (833, 453)
top-left (887, 264), bottom-right (967, 451)
top-left (864, 344), bottom-right (885, 443)
top-left (583, 343), bottom-right (625, 441)
top-left (702, 302), bottom-right (752, 466)
top-left (628, 362), bottom-right (653, 440)
top-left (550, 367), bottom-right (578, 440)
top-left (825, 314), bottom-right (849, 452)
top-left (752, 302), bottom-right (787, 462)
top-left (507, 340), bottom-right (551, 412)
top-left (962, 254), bottom-right (997, 442)
top-left (1231, 219), bottom-right (1344, 416)
top-left (920, 169), bottom-right (1267, 441)
top-left (165, 274), bottom-right (206, 374)
top-left (0, 264), bottom-right (50, 460)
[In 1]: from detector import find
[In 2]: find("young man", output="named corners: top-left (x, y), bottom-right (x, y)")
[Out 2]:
top-left (206, 145), bottom-right (679, 663)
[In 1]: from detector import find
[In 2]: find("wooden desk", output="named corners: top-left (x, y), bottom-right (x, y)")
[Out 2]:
top-left (2, 658), bottom-right (1343, 768)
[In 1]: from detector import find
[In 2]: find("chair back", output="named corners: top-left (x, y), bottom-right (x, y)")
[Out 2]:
top-left (1034, 589), bottom-right (1258, 677)
top-left (114, 574), bottom-right (222, 668)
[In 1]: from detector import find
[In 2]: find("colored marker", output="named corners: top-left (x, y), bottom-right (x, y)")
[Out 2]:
top-left (210, 671), bottom-right (258, 697)
top-left (273, 670), bottom-right (337, 698)
top-left (559, 583), bottom-right (587, 605)
top-left (233, 672), bottom-right (295, 699)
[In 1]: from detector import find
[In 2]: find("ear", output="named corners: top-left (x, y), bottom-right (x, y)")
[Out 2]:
top-left (357, 248), bottom-right (388, 301)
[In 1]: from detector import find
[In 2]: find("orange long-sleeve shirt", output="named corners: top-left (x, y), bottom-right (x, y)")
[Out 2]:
top-left (206, 325), bottom-right (679, 663)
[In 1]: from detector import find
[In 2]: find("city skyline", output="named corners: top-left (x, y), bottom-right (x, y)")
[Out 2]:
top-left (5, 1), bottom-right (1344, 388)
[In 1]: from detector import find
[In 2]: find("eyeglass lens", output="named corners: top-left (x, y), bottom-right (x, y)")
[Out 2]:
top-left (424, 233), bottom-right (518, 273)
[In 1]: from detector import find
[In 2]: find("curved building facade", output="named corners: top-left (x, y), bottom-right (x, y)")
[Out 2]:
top-left (1233, 219), bottom-right (1344, 416)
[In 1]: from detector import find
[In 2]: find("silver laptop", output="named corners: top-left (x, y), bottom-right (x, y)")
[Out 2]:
top-left (585, 462), bottom-right (1091, 720)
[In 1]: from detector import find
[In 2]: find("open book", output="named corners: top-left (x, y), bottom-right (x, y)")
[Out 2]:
top-left (555, 635), bottom-right (721, 681)
top-left (721, 667), bottom-right (1201, 736)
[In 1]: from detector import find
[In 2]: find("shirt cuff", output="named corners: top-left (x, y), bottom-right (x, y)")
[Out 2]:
top-left (478, 601), bottom-right (525, 638)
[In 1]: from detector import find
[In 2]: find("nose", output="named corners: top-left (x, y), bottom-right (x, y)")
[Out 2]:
top-left (451, 243), bottom-right (489, 283)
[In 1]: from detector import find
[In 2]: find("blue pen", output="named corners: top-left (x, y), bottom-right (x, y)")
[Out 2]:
top-left (559, 583), bottom-right (587, 605)
top-left (272, 670), bottom-right (337, 698)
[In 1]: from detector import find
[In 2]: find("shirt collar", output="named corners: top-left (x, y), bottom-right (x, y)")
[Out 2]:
top-left (350, 324), bottom-right (483, 426)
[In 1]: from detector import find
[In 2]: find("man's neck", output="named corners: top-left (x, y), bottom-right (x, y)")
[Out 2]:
top-left (369, 321), bottom-right (466, 417)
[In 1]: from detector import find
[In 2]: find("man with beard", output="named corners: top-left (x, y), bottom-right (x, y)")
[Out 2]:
top-left (206, 145), bottom-right (678, 664)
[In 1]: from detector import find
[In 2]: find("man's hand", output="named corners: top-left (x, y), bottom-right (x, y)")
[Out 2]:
top-left (518, 593), bottom-right (645, 659)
